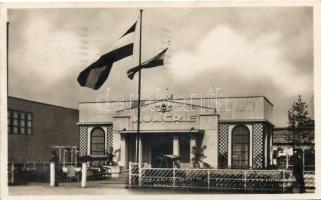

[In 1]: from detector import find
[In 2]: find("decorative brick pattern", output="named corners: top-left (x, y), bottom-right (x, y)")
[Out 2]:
top-left (106, 125), bottom-right (113, 153)
top-left (252, 123), bottom-right (264, 169)
top-left (79, 126), bottom-right (88, 156)
top-left (218, 123), bottom-right (229, 168)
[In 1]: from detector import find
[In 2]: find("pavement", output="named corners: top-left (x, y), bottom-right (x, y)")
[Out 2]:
top-left (9, 173), bottom-right (138, 195)
top-left (8, 180), bottom-right (218, 195)
top-left (8, 174), bottom-right (315, 195)
top-left (9, 180), bottom-right (133, 195)
top-left (9, 174), bottom-right (202, 195)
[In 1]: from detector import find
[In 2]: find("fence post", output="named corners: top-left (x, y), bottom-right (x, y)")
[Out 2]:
top-left (33, 161), bottom-right (36, 171)
top-left (207, 169), bottom-right (210, 191)
top-left (50, 162), bottom-right (55, 187)
top-left (128, 162), bottom-right (132, 188)
top-left (173, 168), bottom-right (176, 188)
top-left (244, 171), bottom-right (247, 190)
top-left (81, 162), bottom-right (87, 188)
top-left (138, 163), bottom-right (142, 187)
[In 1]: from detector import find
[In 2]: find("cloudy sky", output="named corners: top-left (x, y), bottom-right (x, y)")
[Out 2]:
top-left (8, 7), bottom-right (314, 127)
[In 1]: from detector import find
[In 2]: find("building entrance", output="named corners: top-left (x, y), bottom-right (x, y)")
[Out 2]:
top-left (151, 135), bottom-right (173, 168)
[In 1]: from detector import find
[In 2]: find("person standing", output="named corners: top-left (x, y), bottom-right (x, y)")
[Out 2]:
top-left (292, 149), bottom-right (305, 193)
top-left (50, 151), bottom-right (60, 186)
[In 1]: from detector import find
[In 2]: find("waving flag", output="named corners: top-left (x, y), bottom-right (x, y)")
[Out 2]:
top-left (127, 48), bottom-right (168, 80)
top-left (77, 22), bottom-right (137, 90)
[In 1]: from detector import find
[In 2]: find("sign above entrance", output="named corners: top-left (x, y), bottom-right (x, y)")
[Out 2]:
top-left (132, 113), bottom-right (197, 123)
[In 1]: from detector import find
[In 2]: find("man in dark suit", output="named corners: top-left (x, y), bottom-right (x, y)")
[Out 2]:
top-left (292, 149), bottom-right (305, 193)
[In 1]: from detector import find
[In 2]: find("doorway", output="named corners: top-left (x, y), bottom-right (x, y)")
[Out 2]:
top-left (151, 134), bottom-right (173, 168)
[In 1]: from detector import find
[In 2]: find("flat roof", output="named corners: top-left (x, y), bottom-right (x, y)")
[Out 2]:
top-left (79, 96), bottom-right (274, 107)
top-left (8, 96), bottom-right (79, 111)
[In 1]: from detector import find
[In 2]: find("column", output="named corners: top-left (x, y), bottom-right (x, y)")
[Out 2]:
top-left (190, 135), bottom-right (197, 167)
top-left (173, 135), bottom-right (180, 156)
top-left (199, 115), bottom-right (219, 169)
top-left (138, 135), bottom-right (143, 165)
top-left (269, 132), bottom-right (273, 166)
top-left (228, 125), bottom-right (232, 168)
top-left (120, 135), bottom-right (127, 167)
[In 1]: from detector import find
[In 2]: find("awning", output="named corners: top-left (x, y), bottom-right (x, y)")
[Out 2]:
top-left (120, 129), bottom-right (204, 134)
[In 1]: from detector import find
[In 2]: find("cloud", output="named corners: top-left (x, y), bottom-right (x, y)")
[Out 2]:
top-left (168, 25), bottom-right (312, 96)
top-left (9, 10), bottom-right (106, 103)
top-left (8, 8), bottom-right (314, 127)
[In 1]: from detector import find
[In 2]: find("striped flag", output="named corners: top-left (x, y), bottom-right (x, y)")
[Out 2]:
top-left (127, 48), bottom-right (168, 80)
top-left (77, 22), bottom-right (137, 90)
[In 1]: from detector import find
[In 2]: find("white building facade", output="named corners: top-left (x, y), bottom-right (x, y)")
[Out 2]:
top-left (78, 96), bottom-right (274, 170)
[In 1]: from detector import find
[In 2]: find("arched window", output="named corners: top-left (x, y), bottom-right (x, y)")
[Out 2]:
top-left (91, 127), bottom-right (105, 156)
top-left (232, 125), bottom-right (250, 169)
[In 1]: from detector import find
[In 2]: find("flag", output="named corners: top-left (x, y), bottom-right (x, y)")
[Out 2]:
top-left (127, 48), bottom-right (168, 80)
top-left (77, 22), bottom-right (137, 90)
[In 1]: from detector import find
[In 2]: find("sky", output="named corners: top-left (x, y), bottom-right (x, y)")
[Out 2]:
top-left (8, 7), bottom-right (314, 127)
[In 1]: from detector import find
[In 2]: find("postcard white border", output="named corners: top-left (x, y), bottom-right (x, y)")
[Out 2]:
top-left (0, 1), bottom-right (320, 200)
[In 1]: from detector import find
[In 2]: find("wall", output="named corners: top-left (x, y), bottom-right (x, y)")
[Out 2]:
top-left (79, 96), bottom-right (273, 124)
top-left (8, 97), bottom-right (79, 163)
top-left (79, 103), bottom-right (116, 123)
top-left (78, 96), bottom-right (274, 169)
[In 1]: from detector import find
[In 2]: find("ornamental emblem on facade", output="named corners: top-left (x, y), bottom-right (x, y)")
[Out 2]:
top-left (157, 103), bottom-right (172, 113)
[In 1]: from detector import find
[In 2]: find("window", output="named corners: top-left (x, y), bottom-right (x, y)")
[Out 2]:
top-left (91, 127), bottom-right (105, 156)
top-left (8, 110), bottom-right (32, 135)
top-left (232, 125), bottom-right (250, 169)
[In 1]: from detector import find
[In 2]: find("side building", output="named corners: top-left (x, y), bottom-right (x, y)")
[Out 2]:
top-left (8, 96), bottom-right (79, 163)
top-left (272, 126), bottom-right (315, 170)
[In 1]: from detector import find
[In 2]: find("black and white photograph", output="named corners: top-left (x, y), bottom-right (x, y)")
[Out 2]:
top-left (0, 1), bottom-right (320, 199)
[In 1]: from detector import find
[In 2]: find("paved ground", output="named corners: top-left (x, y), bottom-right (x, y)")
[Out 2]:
top-left (9, 176), bottom-right (315, 195)
top-left (9, 180), bottom-right (219, 195)
top-left (9, 182), bottom-right (315, 195)
top-left (9, 174), bottom-right (206, 196)
top-left (10, 180), bottom-right (134, 195)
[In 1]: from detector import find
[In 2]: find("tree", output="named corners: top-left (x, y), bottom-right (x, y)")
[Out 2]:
top-left (191, 145), bottom-right (211, 168)
top-left (288, 95), bottom-right (312, 146)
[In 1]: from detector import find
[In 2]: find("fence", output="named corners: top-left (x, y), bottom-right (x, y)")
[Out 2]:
top-left (129, 163), bottom-right (295, 192)
top-left (8, 161), bottom-right (77, 184)
top-left (304, 171), bottom-right (315, 189)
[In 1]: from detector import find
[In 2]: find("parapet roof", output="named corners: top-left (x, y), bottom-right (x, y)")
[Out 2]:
top-left (79, 96), bottom-right (273, 107)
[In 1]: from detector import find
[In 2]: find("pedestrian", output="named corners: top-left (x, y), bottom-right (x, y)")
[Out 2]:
top-left (50, 151), bottom-right (59, 186)
top-left (291, 149), bottom-right (305, 193)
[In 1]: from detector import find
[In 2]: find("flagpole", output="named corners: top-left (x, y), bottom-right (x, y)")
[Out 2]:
top-left (136, 9), bottom-right (143, 164)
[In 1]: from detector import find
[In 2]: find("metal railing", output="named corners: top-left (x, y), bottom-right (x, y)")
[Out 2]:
top-left (129, 163), bottom-right (295, 192)
top-left (8, 161), bottom-right (78, 184)
top-left (304, 171), bottom-right (315, 189)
